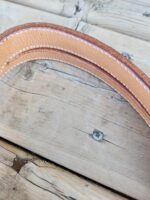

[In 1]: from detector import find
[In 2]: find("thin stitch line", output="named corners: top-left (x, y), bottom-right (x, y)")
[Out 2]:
top-left (1, 56), bottom-right (149, 126)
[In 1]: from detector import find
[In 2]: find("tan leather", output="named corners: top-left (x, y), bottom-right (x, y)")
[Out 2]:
top-left (0, 23), bottom-right (149, 126)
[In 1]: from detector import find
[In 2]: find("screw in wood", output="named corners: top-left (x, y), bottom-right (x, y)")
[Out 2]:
top-left (92, 129), bottom-right (104, 141)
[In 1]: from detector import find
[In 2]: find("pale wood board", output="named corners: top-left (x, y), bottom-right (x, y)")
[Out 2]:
top-left (84, 0), bottom-right (150, 42)
top-left (0, 0), bottom-right (81, 32)
top-left (6, 0), bottom-right (150, 41)
top-left (0, 1), bottom-right (150, 200)
top-left (0, 139), bottom-right (128, 200)
top-left (6, 0), bottom-right (84, 18)
top-left (0, 60), bottom-right (149, 200)
top-left (77, 21), bottom-right (150, 76)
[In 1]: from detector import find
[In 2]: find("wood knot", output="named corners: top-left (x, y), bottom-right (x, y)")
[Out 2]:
top-left (12, 156), bottom-right (28, 173)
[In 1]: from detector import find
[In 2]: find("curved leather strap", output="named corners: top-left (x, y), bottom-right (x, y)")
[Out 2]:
top-left (0, 23), bottom-right (149, 126)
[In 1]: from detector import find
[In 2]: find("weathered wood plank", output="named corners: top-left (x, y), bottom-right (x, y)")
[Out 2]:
top-left (6, 0), bottom-right (150, 41)
top-left (0, 0), bottom-right (80, 32)
top-left (0, 139), bottom-right (128, 200)
top-left (84, 0), bottom-right (150, 42)
top-left (6, 0), bottom-right (84, 18)
top-left (0, 61), bottom-right (149, 200)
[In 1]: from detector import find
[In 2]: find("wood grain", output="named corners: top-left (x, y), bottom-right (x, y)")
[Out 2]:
top-left (0, 139), bottom-right (128, 200)
top-left (0, 61), bottom-right (149, 200)
top-left (84, 0), bottom-right (150, 42)
top-left (6, 0), bottom-right (150, 41)
top-left (6, 0), bottom-right (85, 18)
top-left (0, 0), bottom-right (80, 32)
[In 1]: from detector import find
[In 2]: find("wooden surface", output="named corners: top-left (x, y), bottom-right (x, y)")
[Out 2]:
top-left (0, 139), bottom-right (128, 200)
top-left (0, 1), bottom-right (150, 200)
top-left (0, 60), bottom-right (149, 200)
top-left (77, 22), bottom-right (150, 77)
top-left (7, 0), bottom-right (150, 41)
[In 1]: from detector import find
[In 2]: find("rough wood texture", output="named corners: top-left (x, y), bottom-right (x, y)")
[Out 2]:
top-left (0, 60), bottom-right (149, 200)
top-left (0, 0), bottom-right (80, 32)
top-left (84, 0), bottom-right (150, 42)
top-left (0, 139), bottom-right (128, 200)
top-left (6, 0), bottom-right (84, 18)
top-left (6, 0), bottom-right (150, 41)
top-left (0, 1), bottom-right (150, 200)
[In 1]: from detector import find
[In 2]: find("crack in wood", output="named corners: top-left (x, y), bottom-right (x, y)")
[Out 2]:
top-left (18, 172), bottom-right (77, 200)
top-left (74, 1), bottom-right (82, 16)
top-left (0, 138), bottom-right (138, 200)
top-left (142, 12), bottom-right (150, 17)
top-left (74, 127), bottom-right (125, 149)
top-left (36, 61), bottom-right (117, 93)
top-left (0, 80), bottom-right (49, 97)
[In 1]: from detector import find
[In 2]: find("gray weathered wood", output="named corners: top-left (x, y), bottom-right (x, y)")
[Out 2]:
top-left (84, 0), bottom-right (150, 42)
top-left (0, 139), bottom-right (128, 200)
top-left (6, 0), bottom-right (150, 41)
top-left (0, 61), bottom-right (149, 200)
top-left (6, 0), bottom-right (85, 18)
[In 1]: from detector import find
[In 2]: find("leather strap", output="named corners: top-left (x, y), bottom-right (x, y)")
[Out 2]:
top-left (0, 23), bottom-right (149, 126)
